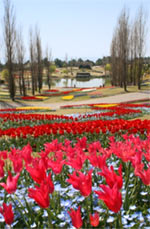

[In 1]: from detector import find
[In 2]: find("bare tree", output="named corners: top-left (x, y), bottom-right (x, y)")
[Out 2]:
top-left (45, 46), bottom-right (52, 90)
top-left (110, 8), bottom-right (130, 91)
top-left (29, 28), bottom-right (37, 95)
top-left (136, 6), bottom-right (146, 89)
top-left (35, 27), bottom-right (43, 93)
top-left (129, 22), bottom-right (134, 85)
top-left (130, 20), bottom-right (138, 86)
top-left (111, 28), bottom-right (124, 87)
top-left (133, 22), bottom-right (138, 86)
top-left (3, 0), bottom-right (16, 100)
top-left (118, 8), bottom-right (130, 91)
top-left (110, 31), bottom-right (118, 86)
top-left (16, 28), bottom-right (26, 96)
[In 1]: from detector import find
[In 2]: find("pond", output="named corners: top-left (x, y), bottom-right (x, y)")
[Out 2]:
top-left (51, 77), bottom-right (105, 88)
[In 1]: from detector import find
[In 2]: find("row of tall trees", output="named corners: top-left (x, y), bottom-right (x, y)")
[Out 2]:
top-left (2, 0), bottom-right (52, 100)
top-left (3, 0), bottom-right (16, 100)
top-left (110, 7), bottom-right (146, 91)
top-left (3, 0), bottom-right (107, 101)
top-left (29, 28), bottom-right (45, 95)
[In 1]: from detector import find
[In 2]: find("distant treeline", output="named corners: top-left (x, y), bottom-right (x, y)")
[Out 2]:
top-left (0, 56), bottom-right (111, 69)
top-left (53, 57), bottom-right (111, 68)
top-left (1, 56), bottom-right (150, 70)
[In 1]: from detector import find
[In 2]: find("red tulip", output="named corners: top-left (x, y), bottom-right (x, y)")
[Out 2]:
top-left (0, 203), bottom-right (14, 225)
top-left (68, 206), bottom-right (83, 228)
top-left (67, 171), bottom-right (80, 189)
top-left (90, 212), bottom-right (99, 227)
top-left (0, 160), bottom-right (4, 178)
top-left (28, 172), bottom-right (54, 208)
top-left (75, 136), bottom-right (87, 149)
top-left (26, 159), bottom-right (46, 184)
top-left (47, 159), bottom-right (64, 174)
top-left (0, 171), bottom-right (20, 194)
top-left (131, 151), bottom-right (143, 168)
top-left (28, 183), bottom-right (50, 208)
top-left (13, 158), bottom-right (23, 173)
top-left (0, 151), bottom-right (7, 160)
top-left (134, 165), bottom-right (150, 185)
top-left (144, 152), bottom-right (150, 162)
top-left (8, 148), bottom-right (23, 173)
top-left (99, 164), bottom-right (123, 189)
top-left (65, 154), bottom-right (86, 170)
top-left (43, 172), bottom-right (54, 193)
top-left (44, 139), bottom-right (62, 154)
top-left (67, 170), bottom-right (93, 197)
top-left (21, 144), bottom-right (33, 165)
top-left (88, 153), bottom-right (106, 169)
top-left (95, 184), bottom-right (122, 213)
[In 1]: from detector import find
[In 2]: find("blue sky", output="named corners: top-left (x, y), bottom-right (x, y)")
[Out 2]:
top-left (1, 0), bottom-right (150, 61)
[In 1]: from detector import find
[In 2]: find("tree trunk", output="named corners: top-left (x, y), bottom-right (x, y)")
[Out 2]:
top-left (137, 60), bottom-right (142, 90)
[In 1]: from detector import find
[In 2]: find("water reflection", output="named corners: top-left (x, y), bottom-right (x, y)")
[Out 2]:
top-left (52, 77), bottom-right (105, 88)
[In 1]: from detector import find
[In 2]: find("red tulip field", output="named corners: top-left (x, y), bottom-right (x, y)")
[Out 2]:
top-left (0, 103), bottom-right (150, 228)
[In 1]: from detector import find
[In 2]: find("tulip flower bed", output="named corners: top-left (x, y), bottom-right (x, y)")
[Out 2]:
top-left (39, 89), bottom-right (82, 97)
top-left (0, 104), bottom-right (150, 227)
top-left (0, 107), bottom-right (56, 114)
top-left (0, 135), bottom-right (150, 228)
top-left (20, 96), bottom-right (48, 101)
top-left (39, 88), bottom-right (103, 98)
top-left (1, 118), bottom-right (150, 152)
top-left (61, 102), bottom-right (150, 110)
top-left (0, 113), bottom-right (73, 133)
top-left (44, 89), bottom-right (59, 93)
top-left (0, 103), bottom-right (150, 151)
top-left (61, 102), bottom-right (150, 119)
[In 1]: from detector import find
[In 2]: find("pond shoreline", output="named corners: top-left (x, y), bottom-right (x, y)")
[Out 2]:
top-left (49, 77), bottom-right (105, 88)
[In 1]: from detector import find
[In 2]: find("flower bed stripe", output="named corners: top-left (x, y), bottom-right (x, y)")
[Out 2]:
top-left (0, 119), bottom-right (150, 138)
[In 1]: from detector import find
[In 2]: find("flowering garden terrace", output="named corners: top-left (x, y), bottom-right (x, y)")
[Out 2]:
top-left (0, 103), bottom-right (150, 228)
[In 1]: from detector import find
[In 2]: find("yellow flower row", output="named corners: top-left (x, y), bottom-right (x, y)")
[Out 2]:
top-left (16, 107), bottom-right (51, 110)
top-left (62, 95), bottom-right (74, 100)
top-left (94, 104), bottom-right (118, 108)
top-left (36, 96), bottom-right (49, 100)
